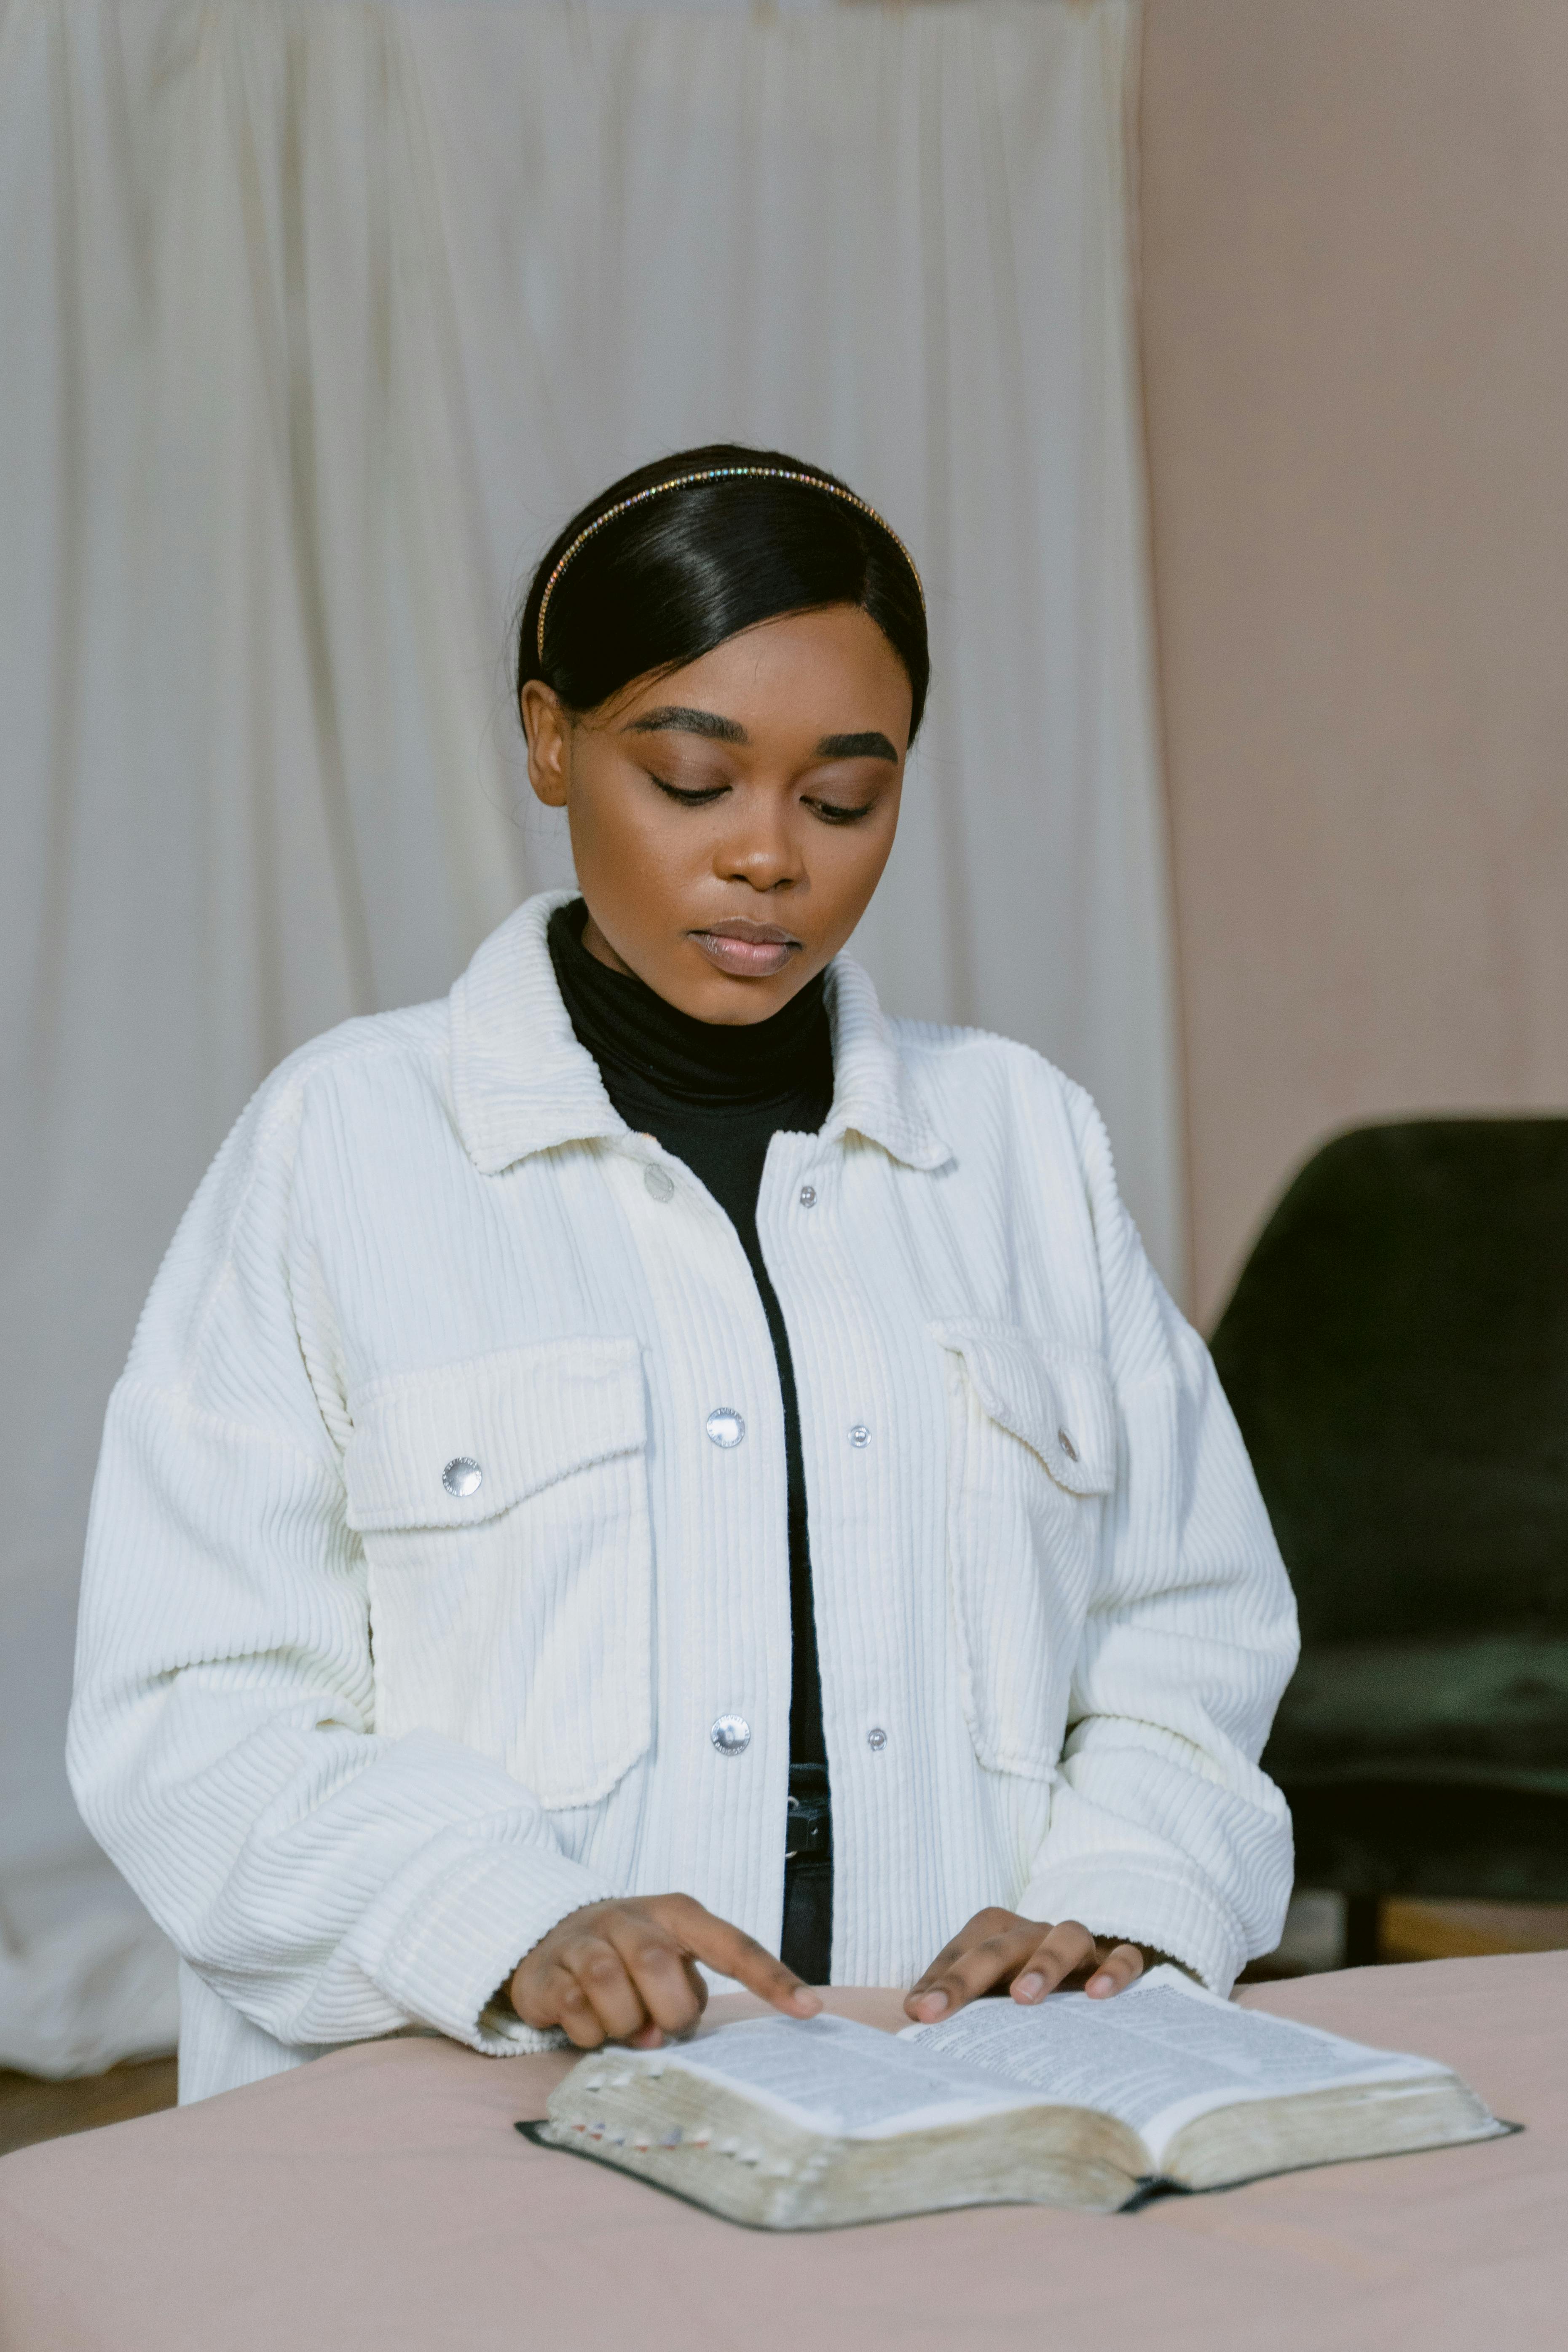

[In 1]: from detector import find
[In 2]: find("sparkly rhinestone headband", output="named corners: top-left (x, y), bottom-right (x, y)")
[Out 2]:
top-left (534, 465), bottom-right (925, 664)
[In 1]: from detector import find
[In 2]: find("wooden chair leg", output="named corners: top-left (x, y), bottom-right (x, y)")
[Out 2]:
top-left (1344, 1894), bottom-right (1381, 1968)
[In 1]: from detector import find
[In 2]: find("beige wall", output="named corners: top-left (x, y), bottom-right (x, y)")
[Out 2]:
top-left (1139, 0), bottom-right (1568, 1326)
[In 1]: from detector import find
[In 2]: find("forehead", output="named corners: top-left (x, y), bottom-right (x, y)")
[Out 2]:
top-left (610, 606), bottom-right (912, 742)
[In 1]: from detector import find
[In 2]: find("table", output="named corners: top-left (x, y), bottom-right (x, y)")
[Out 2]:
top-left (0, 1953), bottom-right (1561, 2350)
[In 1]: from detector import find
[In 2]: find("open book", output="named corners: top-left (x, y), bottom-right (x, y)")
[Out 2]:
top-left (529, 1967), bottom-right (1506, 2226)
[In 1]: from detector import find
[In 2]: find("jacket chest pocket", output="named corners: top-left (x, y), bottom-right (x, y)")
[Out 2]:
top-left (932, 1322), bottom-right (1117, 1780)
top-left (344, 1339), bottom-right (651, 1810)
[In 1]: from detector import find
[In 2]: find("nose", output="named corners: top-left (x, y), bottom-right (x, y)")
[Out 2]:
top-left (712, 790), bottom-right (805, 893)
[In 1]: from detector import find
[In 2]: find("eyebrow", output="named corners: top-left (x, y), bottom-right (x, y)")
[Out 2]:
top-left (620, 709), bottom-right (899, 765)
top-left (621, 706), bottom-right (748, 744)
top-left (814, 731), bottom-right (898, 763)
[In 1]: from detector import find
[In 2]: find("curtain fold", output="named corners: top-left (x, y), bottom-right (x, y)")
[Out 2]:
top-left (0, 0), bottom-right (1178, 2071)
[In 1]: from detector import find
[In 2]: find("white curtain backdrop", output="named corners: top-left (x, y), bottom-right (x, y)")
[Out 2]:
top-left (0, 0), bottom-right (1179, 2072)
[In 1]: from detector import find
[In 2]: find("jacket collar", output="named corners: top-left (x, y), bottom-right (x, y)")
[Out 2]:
top-left (449, 892), bottom-right (952, 1177)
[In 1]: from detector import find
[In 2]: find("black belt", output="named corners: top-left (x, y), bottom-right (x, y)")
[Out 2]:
top-left (781, 1762), bottom-right (833, 1984)
top-left (785, 1762), bottom-right (831, 1867)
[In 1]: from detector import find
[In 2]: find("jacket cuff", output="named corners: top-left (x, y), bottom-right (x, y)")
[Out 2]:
top-left (368, 1841), bottom-right (618, 2055)
top-left (1016, 1857), bottom-right (1247, 1997)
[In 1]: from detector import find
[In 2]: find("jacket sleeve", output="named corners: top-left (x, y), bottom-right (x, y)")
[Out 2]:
top-left (1016, 1091), bottom-right (1300, 1995)
top-left (67, 1061), bottom-right (616, 2061)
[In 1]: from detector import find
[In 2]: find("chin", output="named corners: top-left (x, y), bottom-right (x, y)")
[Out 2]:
top-left (689, 981), bottom-right (789, 1025)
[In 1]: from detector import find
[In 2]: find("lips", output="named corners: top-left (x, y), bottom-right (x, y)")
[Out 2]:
top-left (689, 920), bottom-right (802, 980)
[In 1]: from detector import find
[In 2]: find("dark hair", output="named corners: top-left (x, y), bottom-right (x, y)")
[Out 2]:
top-left (516, 443), bottom-right (929, 740)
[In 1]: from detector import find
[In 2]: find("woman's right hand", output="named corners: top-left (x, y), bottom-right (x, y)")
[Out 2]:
top-left (508, 1893), bottom-right (822, 2049)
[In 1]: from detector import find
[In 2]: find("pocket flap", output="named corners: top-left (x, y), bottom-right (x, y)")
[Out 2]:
top-left (344, 1340), bottom-right (647, 1533)
top-left (931, 1322), bottom-right (1117, 1495)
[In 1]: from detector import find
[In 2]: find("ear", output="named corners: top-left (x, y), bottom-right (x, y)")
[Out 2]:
top-left (520, 681), bottom-right (571, 808)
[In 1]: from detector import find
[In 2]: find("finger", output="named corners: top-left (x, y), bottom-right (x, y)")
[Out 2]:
top-left (905, 1938), bottom-right (970, 2008)
top-left (509, 1955), bottom-right (584, 2037)
top-left (625, 1960), bottom-right (708, 2047)
top-left (654, 1895), bottom-right (821, 2016)
top-left (603, 1920), bottom-right (708, 2038)
top-left (906, 1911), bottom-right (1020, 2005)
top-left (906, 1924), bottom-right (1043, 2021)
top-left (1085, 1942), bottom-right (1146, 1999)
top-left (521, 1964), bottom-right (611, 2049)
top-left (1010, 1920), bottom-right (1100, 2004)
top-left (557, 1937), bottom-right (654, 2045)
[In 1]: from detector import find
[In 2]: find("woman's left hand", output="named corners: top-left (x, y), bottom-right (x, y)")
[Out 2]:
top-left (904, 1908), bottom-right (1155, 2024)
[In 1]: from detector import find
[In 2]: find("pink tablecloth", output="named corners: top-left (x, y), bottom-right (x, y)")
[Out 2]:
top-left (0, 1953), bottom-right (1560, 2351)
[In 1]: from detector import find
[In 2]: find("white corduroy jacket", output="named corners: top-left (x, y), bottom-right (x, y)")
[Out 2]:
top-left (69, 892), bottom-right (1297, 2103)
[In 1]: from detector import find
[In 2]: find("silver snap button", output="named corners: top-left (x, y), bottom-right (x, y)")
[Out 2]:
top-left (867, 1726), bottom-right (887, 1751)
top-left (848, 1423), bottom-right (871, 1448)
top-left (710, 1714), bottom-right (751, 1757)
top-left (442, 1456), bottom-right (482, 1499)
top-left (798, 1184), bottom-right (817, 1207)
top-left (705, 1407), bottom-right (745, 1449)
top-left (643, 1164), bottom-right (674, 1202)
top-left (1057, 1428), bottom-right (1079, 1463)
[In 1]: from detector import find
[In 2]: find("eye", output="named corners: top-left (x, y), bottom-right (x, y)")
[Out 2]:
top-left (650, 775), bottom-right (729, 808)
top-left (805, 797), bottom-right (876, 826)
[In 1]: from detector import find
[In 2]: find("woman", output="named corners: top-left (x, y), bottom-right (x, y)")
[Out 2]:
top-left (69, 446), bottom-right (1297, 2102)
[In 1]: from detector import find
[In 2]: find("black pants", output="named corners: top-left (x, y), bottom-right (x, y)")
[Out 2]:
top-left (780, 1763), bottom-right (833, 1985)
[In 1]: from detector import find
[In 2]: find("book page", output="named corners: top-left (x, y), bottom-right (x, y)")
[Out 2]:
top-left (902, 1967), bottom-right (1446, 2164)
top-left (664, 2013), bottom-right (1047, 2141)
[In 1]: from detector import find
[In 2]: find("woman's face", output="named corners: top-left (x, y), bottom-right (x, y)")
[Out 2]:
top-left (521, 604), bottom-right (911, 1023)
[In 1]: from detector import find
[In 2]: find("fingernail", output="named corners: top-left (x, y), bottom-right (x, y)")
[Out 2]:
top-left (919, 1990), bottom-right (949, 2017)
top-left (791, 1988), bottom-right (822, 2014)
top-left (1087, 1972), bottom-right (1115, 1996)
top-left (1014, 1973), bottom-right (1045, 2001)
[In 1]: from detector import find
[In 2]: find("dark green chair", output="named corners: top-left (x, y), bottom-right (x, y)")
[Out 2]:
top-left (1209, 1120), bottom-right (1568, 1960)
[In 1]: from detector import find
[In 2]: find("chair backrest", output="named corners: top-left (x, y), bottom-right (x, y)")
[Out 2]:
top-left (1209, 1119), bottom-right (1568, 1646)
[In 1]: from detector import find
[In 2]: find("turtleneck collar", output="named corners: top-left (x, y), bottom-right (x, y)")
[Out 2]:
top-left (448, 889), bottom-right (953, 1176)
top-left (546, 898), bottom-right (833, 1111)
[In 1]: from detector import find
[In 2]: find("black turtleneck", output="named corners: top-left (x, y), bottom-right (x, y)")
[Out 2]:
top-left (547, 900), bottom-right (834, 1769)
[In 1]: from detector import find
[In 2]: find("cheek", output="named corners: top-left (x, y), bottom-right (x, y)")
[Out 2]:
top-left (565, 779), bottom-right (709, 953)
top-left (819, 810), bottom-right (899, 918)
top-left (569, 775), bottom-right (678, 885)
